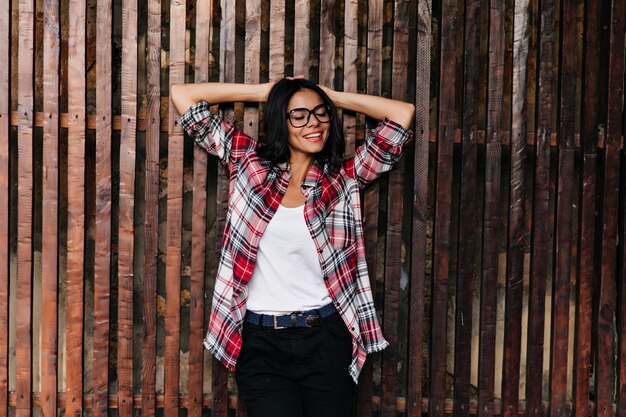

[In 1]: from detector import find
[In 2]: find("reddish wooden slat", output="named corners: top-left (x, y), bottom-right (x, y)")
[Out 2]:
top-left (525, 0), bottom-right (554, 415)
top-left (342, 0), bottom-right (357, 156)
top-left (142, 0), bottom-right (161, 414)
top-left (502, 1), bottom-right (529, 416)
top-left (318, 0), bottom-right (336, 88)
top-left (269, 0), bottom-right (285, 80)
top-left (430, 0), bottom-right (458, 416)
top-left (66, 0), bottom-right (87, 415)
top-left (294, 0), bottom-right (310, 76)
top-left (478, 1), bottom-right (505, 416)
top-left (188, 1), bottom-right (212, 416)
top-left (41, 0), bottom-right (61, 415)
top-left (453, 0), bottom-right (480, 414)
top-left (355, 1), bottom-right (383, 415)
top-left (0, 0), bottom-right (9, 414)
top-left (16, 0), bottom-right (35, 415)
top-left (575, 0), bottom-right (600, 412)
top-left (406, 1), bottom-right (430, 416)
top-left (165, 0), bottom-right (186, 414)
top-left (117, 0), bottom-right (138, 414)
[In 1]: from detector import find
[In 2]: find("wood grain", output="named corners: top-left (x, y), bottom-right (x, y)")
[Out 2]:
top-left (142, 0), bottom-right (161, 414)
top-left (41, 0), bottom-right (61, 415)
top-left (165, 0), bottom-right (186, 414)
top-left (294, 0), bottom-right (310, 76)
top-left (269, 0), bottom-right (285, 80)
top-left (117, 0), bottom-right (138, 414)
top-left (342, 0), bottom-right (358, 156)
top-left (16, 0), bottom-right (35, 415)
top-left (318, 0), bottom-right (336, 88)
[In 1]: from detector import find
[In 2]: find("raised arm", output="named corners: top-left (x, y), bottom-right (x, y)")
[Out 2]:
top-left (321, 88), bottom-right (415, 129)
top-left (170, 82), bottom-right (273, 115)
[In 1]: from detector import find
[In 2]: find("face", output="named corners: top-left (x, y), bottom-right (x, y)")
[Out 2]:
top-left (285, 89), bottom-right (331, 161)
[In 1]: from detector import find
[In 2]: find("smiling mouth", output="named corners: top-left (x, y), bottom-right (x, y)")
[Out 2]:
top-left (303, 132), bottom-right (324, 142)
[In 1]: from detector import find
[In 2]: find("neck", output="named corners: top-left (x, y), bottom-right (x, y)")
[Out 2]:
top-left (289, 154), bottom-right (315, 183)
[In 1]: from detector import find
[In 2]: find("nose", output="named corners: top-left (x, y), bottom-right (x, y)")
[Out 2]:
top-left (307, 113), bottom-right (320, 127)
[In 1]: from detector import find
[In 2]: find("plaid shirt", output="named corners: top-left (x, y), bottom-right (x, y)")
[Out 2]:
top-left (180, 100), bottom-right (412, 383)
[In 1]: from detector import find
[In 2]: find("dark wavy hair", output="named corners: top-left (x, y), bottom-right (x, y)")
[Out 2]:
top-left (257, 78), bottom-right (345, 173)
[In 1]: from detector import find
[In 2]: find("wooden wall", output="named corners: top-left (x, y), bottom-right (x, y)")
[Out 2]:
top-left (1, 0), bottom-right (626, 416)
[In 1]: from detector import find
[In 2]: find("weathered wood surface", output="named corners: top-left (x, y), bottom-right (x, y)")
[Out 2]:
top-left (16, 0), bottom-right (34, 415)
top-left (318, 0), bottom-right (336, 88)
top-left (41, 0), bottom-right (60, 415)
top-left (165, 0), bottom-right (186, 415)
top-left (0, 0), bottom-right (9, 415)
top-left (526, 0), bottom-right (553, 416)
top-left (430, 0), bottom-right (457, 416)
top-left (117, 0), bottom-right (138, 414)
top-left (294, 0), bottom-right (310, 76)
top-left (142, 0), bottom-right (161, 415)
top-left (342, 0), bottom-right (358, 156)
top-left (478, 1), bottom-right (505, 416)
top-left (269, 0), bottom-right (285, 80)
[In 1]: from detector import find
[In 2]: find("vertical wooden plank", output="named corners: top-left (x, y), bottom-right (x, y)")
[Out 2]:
top-left (66, 0), bottom-right (86, 413)
top-left (16, 0), bottom-right (35, 415)
top-left (478, 0), bottom-right (504, 416)
top-left (598, 1), bottom-right (624, 416)
top-left (318, 0), bottom-right (335, 88)
top-left (188, 1), bottom-right (211, 416)
top-left (355, 1), bottom-right (382, 414)
top-left (406, 0), bottom-right (430, 416)
top-left (94, 0), bottom-right (112, 415)
top-left (0, 0), bottom-right (9, 413)
top-left (550, 0), bottom-right (578, 416)
top-left (293, 0), bottom-right (309, 76)
top-left (142, 0), bottom-right (160, 414)
top-left (343, 0), bottom-right (357, 156)
top-left (501, 1), bottom-right (529, 416)
top-left (453, 0), bottom-right (480, 413)
top-left (41, 0), bottom-right (60, 414)
top-left (525, 0), bottom-right (554, 415)
top-left (269, 0), bottom-right (285, 81)
top-left (118, 0), bottom-right (138, 414)
top-left (166, 0), bottom-right (186, 413)
top-left (574, 1), bottom-right (600, 416)
top-left (430, 0), bottom-right (457, 415)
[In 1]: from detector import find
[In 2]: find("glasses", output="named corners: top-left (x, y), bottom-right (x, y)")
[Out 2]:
top-left (285, 104), bottom-right (333, 128)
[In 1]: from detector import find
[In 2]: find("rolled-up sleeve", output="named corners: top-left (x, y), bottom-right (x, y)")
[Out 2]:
top-left (351, 118), bottom-right (413, 188)
top-left (180, 100), bottom-right (255, 166)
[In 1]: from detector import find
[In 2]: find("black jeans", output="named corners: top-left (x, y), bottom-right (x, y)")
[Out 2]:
top-left (235, 313), bottom-right (356, 417)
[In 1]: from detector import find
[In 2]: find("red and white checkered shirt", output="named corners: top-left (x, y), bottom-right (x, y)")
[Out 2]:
top-left (181, 100), bottom-right (413, 383)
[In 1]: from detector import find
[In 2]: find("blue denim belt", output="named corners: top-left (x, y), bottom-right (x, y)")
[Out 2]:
top-left (244, 302), bottom-right (338, 329)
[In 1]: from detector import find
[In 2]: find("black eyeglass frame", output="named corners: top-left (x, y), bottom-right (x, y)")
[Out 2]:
top-left (285, 104), bottom-right (333, 128)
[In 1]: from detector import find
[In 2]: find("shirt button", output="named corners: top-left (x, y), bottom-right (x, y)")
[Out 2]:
top-left (323, 275), bottom-right (328, 281)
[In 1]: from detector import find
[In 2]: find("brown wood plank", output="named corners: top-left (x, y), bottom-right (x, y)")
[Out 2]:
top-left (478, 1), bottom-right (505, 416)
top-left (597, 1), bottom-right (625, 416)
top-left (66, 0), bottom-right (87, 414)
top-left (381, 2), bottom-right (411, 416)
top-left (269, 0), bottom-right (285, 80)
top-left (41, 0), bottom-right (61, 415)
top-left (165, 0), bottom-right (186, 414)
top-left (16, 0), bottom-right (35, 415)
top-left (575, 0), bottom-right (600, 412)
top-left (117, 0), bottom-right (138, 414)
top-left (142, 0), bottom-right (161, 415)
top-left (188, 1), bottom-right (212, 416)
top-left (355, 1), bottom-right (383, 415)
top-left (502, 1), bottom-right (529, 416)
top-left (293, 0), bottom-right (310, 76)
top-left (0, 0), bottom-right (9, 414)
top-left (318, 0), bottom-right (335, 88)
top-left (406, 1), bottom-right (430, 416)
top-left (342, 0), bottom-right (358, 156)
top-left (453, 0), bottom-right (480, 414)
top-left (525, 0), bottom-right (554, 415)
top-left (430, 0), bottom-right (457, 416)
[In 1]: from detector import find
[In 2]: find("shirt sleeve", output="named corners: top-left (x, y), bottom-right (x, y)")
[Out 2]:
top-left (179, 100), bottom-right (256, 167)
top-left (349, 118), bottom-right (413, 188)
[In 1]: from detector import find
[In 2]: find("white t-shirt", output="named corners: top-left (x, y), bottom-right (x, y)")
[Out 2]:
top-left (246, 204), bottom-right (331, 315)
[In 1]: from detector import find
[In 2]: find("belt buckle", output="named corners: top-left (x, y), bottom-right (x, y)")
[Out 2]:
top-left (273, 315), bottom-right (287, 330)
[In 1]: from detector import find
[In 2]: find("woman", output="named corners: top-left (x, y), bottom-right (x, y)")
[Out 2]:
top-left (171, 78), bottom-right (414, 417)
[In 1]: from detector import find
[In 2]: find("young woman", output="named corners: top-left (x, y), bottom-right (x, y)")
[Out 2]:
top-left (170, 78), bottom-right (414, 417)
